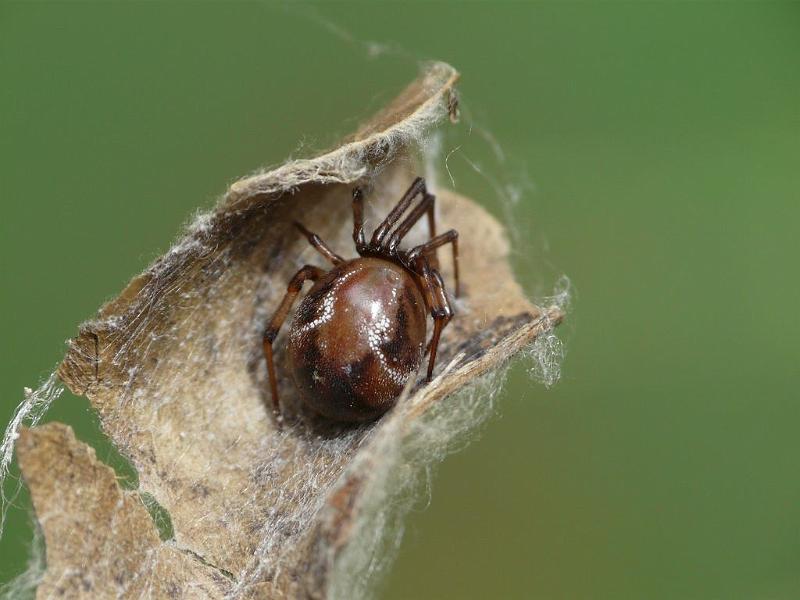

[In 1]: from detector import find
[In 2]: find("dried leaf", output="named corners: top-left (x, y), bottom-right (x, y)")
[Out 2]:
top-left (16, 62), bottom-right (563, 599)
top-left (16, 423), bottom-right (230, 598)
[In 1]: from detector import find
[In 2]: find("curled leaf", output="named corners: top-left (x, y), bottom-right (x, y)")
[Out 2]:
top-left (16, 62), bottom-right (563, 599)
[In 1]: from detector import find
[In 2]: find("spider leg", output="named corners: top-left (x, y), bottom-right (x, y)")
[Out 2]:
top-left (414, 257), bottom-right (454, 382)
top-left (422, 189), bottom-right (436, 240)
top-left (370, 176), bottom-right (427, 248)
top-left (294, 222), bottom-right (344, 266)
top-left (409, 229), bottom-right (460, 297)
top-left (385, 192), bottom-right (436, 254)
top-left (422, 197), bottom-right (438, 271)
top-left (352, 187), bottom-right (367, 253)
top-left (263, 265), bottom-right (326, 421)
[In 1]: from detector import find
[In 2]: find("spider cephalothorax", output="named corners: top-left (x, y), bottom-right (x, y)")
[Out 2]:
top-left (263, 177), bottom-right (459, 423)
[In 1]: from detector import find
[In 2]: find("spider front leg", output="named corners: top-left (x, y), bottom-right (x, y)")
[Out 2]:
top-left (385, 191), bottom-right (436, 254)
top-left (414, 257), bottom-right (454, 382)
top-left (370, 177), bottom-right (432, 249)
top-left (263, 265), bottom-right (326, 421)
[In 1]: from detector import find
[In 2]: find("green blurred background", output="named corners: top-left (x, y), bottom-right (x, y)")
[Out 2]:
top-left (2, 2), bottom-right (799, 598)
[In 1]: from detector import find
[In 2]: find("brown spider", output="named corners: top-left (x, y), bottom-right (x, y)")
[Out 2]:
top-left (262, 177), bottom-right (460, 423)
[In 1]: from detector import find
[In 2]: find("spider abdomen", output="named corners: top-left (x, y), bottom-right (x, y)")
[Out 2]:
top-left (287, 257), bottom-right (427, 422)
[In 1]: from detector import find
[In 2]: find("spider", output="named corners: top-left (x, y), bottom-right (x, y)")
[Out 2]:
top-left (262, 177), bottom-right (460, 423)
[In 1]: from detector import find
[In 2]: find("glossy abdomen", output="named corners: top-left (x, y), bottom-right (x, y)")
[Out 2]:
top-left (287, 257), bottom-right (427, 422)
